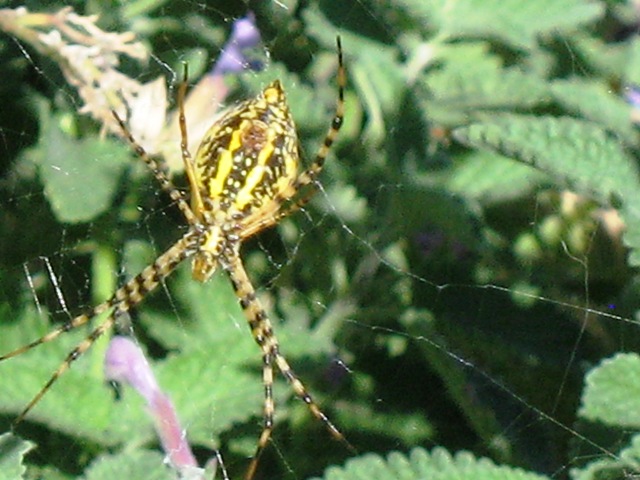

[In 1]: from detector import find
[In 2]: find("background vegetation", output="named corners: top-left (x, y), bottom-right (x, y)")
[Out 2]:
top-left (1, 0), bottom-right (640, 479)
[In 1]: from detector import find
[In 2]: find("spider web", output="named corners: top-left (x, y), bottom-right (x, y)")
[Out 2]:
top-left (0, 1), bottom-right (638, 480)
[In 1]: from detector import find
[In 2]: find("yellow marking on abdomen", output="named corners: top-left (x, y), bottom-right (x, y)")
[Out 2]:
top-left (207, 126), bottom-right (244, 198)
top-left (235, 130), bottom-right (276, 209)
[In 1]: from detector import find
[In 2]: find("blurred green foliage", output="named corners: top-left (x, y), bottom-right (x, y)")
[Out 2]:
top-left (2, 0), bottom-right (640, 479)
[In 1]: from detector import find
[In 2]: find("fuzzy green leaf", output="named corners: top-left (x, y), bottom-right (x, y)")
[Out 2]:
top-left (0, 433), bottom-right (34, 480)
top-left (550, 79), bottom-right (636, 145)
top-left (425, 43), bottom-right (550, 126)
top-left (579, 352), bottom-right (640, 428)
top-left (453, 115), bottom-right (640, 265)
top-left (312, 447), bottom-right (552, 480)
top-left (453, 116), bottom-right (639, 203)
top-left (388, 0), bottom-right (603, 48)
top-left (28, 102), bottom-right (130, 224)
top-left (81, 450), bottom-right (172, 480)
top-left (0, 304), bottom-right (133, 446)
top-left (570, 433), bottom-right (640, 480)
top-left (571, 434), bottom-right (640, 480)
top-left (446, 151), bottom-right (547, 205)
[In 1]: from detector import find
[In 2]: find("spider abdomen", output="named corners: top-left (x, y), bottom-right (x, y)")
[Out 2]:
top-left (193, 81), bottom-right (300, 215)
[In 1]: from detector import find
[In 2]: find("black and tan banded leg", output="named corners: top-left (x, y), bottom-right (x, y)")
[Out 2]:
top-left (224, 253), bottom-right (351, 480)
top-left (111, 110), bottom-right (199, 227)
top-left (4, 232), bottom-right (197, 425)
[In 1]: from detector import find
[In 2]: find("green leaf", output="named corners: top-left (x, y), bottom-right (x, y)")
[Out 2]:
top-left (0, 302), bottom-right (120, 444)
top-left (426, 42), bottom-right (548, 104)
top-left (570, 433), bottom-right (640, 480)
top-left (0, 312), bottom-right (152, 447)
top-left (141, 263), bottom-right (341, 447)
top-left (388, 0), bottom-right (603, 49)
top-left (139, 270), bottom-right (265, 445)
top-left (28, 101), bottom-right (130, 224)
top-left (571, 435), bottom-right (640, 480)
top-left (424, 43), bottom-right (550, 125)
top-left (446, 151), bottom-right (547, 205)
top-left (566, 34), bottom-right (630, 81)
top-left (550, 79), bottom-right (636, 145)
top-left (81, 450), bottom-right (172, 480)
top-left (0, 433), bottom-right (34, 480)
top-left (579, 352), bottom-right (640, 428)
top-left (453, 116), bottom-right (637, 203)
top-left (453, 115), bottom-right (640, 265)
top-left (312, 447), bottom-right (552, 480)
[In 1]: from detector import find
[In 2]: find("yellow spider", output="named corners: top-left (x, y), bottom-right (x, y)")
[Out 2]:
top-left (1, 36), bottom-right (348, 479)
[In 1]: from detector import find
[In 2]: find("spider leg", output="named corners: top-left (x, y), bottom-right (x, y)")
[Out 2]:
top-left (291, 35), bottom-right (345, 192)
top-left (5, 233), bottom-right (197, 425)
top-left (13, 308), bottom-right (120, 426)
top-left (177, 63), bottom-right (205, 217)
top-left (112, 110), bottom-right (199, 227)
top-left (225, 254), bottom-right (353, 480)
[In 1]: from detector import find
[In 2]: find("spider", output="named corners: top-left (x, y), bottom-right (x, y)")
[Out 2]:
top-left (2, 36), bottom-right (348, 478)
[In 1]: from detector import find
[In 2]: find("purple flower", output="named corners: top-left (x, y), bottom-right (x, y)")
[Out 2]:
top-left (105, 336), bottom-right (160, 401)
top-left (212, 13), bottom-right (263, 76)
top-left (105, 336), bottom-right (215, 478)
top-left (626, 85), bottom-right (640, 109)
top-left (626, 86), bottom-right (640, 124)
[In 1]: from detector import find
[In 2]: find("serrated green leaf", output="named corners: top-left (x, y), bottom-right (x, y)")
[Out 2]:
top-left (154, 346), bottom-right (262, 447)
top-left (139, 268), bottom-right (246, 351)
top-left (567, 34), bottom-right (630, 80)
top-left (550, 79), bottom-right (636, 145)
top-left (453, 115), bottom-right (640, 265)
top-left (452, 116), bottom-right (631, 196)
top-left (81, 450), bottom-right (172, 480)
top-left (388, 0), bottom-right (603, 49)
top-left (312, 447), bottom-right (552, 480)
top-left (579, 352), bottom-right (640, 428)
top-left (0, 433), bottom-right (34, 480)
top-left (27, 102), bottom-right (130, 224)
top-left (140, 270), bottom-right (265, 444)
top-left (446, 151), bottom-right (547, 205)
top-left (425, 43), bottom-right (549, 125)
top-left (570, 433), bottom-right (640, 480)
